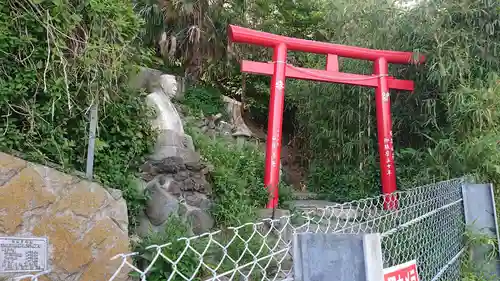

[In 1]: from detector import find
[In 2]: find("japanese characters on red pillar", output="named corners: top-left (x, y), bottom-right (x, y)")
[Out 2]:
top-left (383, 260), bottom-right (419, 281)
top-left (271, 78), bottom-right (286, 172)
top-left (383, 129), bottom-right (395, 177)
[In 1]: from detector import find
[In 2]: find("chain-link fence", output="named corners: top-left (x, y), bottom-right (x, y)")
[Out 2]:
top-left (101, 178), bottom-right (465, 281)
top-left (380, 178), bottom-right (466, 281)
top-left (15, 178), bottom-right (467, 281)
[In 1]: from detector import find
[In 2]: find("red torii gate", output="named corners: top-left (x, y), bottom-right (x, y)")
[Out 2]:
top-left (228, 25), bottom-right (425, 210)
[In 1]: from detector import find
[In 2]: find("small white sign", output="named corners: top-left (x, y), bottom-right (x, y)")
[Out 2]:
top-left (0, 237), bottom-right (48, 273)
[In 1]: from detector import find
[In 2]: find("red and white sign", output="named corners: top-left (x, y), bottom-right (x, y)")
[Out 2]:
top-left (383, 260), bottom-right (419, 281)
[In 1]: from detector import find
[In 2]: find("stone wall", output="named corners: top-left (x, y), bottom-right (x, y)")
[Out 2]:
top-left (0, 152), bottom-right (129, 281)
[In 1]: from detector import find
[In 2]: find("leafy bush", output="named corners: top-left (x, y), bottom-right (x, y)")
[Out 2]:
top-left (133, 215), bottom-right (285, 281)
top-left (180, 86), bottom-right (291, 226)
top-left (0, 0), bottom-right (156, 228)
top-left (132, 216), bottom-right (199, 281)
top-left (187, 123), bottom-right (269, 225)
top-left (181, 86), bottom-right (227, 117)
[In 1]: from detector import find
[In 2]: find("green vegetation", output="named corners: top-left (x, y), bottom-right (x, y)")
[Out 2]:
top-left (462, 229), bottom-right (499, 281)
top-left (286, 0), bottom-right (500, 202)
top-left (134, 0), bottom-right (500, 203)
top-left (181, 86), bottom-right (227, 117)
top-left (133, 215), bottom-right (284, 281)
top-left (180, 86), bottom-right (292, 226)
top-left (0, 0), bottom-right (156, 228)
top-left (132, 216), bottom-right (197, 281)
top-left (3, 0), bottom-right (500, 277)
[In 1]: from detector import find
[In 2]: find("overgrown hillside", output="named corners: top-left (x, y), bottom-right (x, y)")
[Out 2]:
top-left (2, 0), bottom-right (500, 228)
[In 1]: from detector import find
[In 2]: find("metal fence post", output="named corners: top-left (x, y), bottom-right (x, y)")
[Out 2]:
top-left (462, 183), bottom-right (500, 277)
top-left (293, 232), bottom-right (384, 281)
top-left (85, 103), bottom-right (98, 180)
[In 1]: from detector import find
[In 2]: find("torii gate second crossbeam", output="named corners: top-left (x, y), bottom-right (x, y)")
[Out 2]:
top-left (228, 25), bottom-right (425, 210)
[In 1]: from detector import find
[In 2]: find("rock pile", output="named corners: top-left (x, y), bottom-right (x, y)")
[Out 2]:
top-left (137, 152), bottom-right (215, 236)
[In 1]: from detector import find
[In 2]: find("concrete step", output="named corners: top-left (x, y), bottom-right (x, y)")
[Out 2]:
top-left (291, 191), bottom-right (318, 200)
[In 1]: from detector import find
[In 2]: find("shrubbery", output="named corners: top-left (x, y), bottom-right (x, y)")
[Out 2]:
top-left (181, 86), bottom-right (292, 226)
top-left (0, 0), bottom-right (156, 228)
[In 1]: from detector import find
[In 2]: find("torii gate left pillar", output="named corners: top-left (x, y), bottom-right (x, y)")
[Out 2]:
top-left (228, 25), bottom-right (425, 210)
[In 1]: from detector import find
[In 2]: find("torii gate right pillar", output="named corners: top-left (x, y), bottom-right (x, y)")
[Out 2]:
top-left (374, 57), bottom-right (397, 209)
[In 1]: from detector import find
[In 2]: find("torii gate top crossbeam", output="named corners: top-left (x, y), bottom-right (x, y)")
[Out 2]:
top-left (228, 25), bottom-right (425, 64)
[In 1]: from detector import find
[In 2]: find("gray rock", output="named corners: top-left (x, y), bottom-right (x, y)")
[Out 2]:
top-left (145, 184), bottom-right (180, 226)
top-left (184, 192), bottom-right (211, 210)
top-left (157, 156), bottom-right (186, 173)
top-left (184, 134), bottom-right (195, 150)
top-left (182, 177), bottom-right (209, 192)
top-left (173, 170), bottom-right (190, 181)
top-left (185, 161), bottom-right (203, 171)
top-left (156, 175), bottom-right (182, 196)
top-left (136, 210), bottom-right (165, 238)
top-left (181, 149), bottom-right (201, 164)
top-left (167, 181), bottom-right (182, 196)
top-left (102, 197), bottom-right (129, 232)
top-left (107, 188), bottom-right (123, 200)
top-left (140, 161), bottom-right (156, 174)
top-left (150, 145), bottom-right (180, 161)
top-left (151, 146), bottom-right (201, 163)
top-left (177, 203), bottom-right (214, 235)
top-left (186, 206), bottom-right (214, 235)
top-left (218, 121), bottom-right (233, 136)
